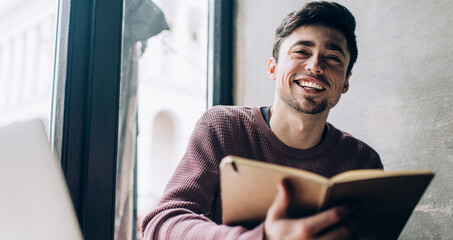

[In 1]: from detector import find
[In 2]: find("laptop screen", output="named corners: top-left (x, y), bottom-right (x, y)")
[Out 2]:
top-left (0, 119), bottom-right (83, 240)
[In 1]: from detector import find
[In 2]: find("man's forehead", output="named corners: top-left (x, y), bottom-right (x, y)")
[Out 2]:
top-left (285, 25), bottom-right (348, 51)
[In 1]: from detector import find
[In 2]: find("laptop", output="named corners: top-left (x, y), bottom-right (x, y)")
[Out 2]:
top-left (0, 119), bottom-right (83, 240)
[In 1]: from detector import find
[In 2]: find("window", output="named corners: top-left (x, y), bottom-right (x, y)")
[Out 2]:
top-left (52, 0), bottom-right (233, 239)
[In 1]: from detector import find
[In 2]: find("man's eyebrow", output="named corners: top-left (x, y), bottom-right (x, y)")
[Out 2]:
top-left (291, 41), bottom-right (346, 58)
top-left (326, 43), bottom-right (346, 57)
top-left (292, 40), bottom-right (315, 48)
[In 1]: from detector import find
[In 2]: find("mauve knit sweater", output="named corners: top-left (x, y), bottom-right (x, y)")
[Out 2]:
top-left (141, 106), bottom-right (383, 240)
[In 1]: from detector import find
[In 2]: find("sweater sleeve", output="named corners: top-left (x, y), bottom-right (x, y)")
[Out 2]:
top-left (141, 114), bottom-right (265, 240)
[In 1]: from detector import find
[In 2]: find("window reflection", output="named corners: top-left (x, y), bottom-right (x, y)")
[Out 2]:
top-left (117, 0), bottom-right (208, 239)
top-left (136, 0), bottom-right (208, 225)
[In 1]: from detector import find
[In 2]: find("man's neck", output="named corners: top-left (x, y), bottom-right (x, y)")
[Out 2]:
top-left (269, 102), bottom-right (329, 150)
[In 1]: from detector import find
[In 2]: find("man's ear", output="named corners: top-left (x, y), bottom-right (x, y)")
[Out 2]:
top-left (267, 57), bottom-right (277, 80)
top-left (342, 73), bottom-right (351, 93)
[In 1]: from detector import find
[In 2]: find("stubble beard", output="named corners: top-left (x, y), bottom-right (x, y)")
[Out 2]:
top-left (283, 93), bottom-right (329, 115)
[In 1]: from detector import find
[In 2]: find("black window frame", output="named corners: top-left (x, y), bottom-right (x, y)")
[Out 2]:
top-left (211, 0), bottom-right (234, 106)
top-left (52, 0), bottom-right (234, 239)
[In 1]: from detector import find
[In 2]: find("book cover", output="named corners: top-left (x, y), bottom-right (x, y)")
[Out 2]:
top-left (220, 155), bottom-right (434, 239)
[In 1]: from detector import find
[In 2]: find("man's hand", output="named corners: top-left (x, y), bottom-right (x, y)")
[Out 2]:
top-left (264, 180), bottom-right (356, 240)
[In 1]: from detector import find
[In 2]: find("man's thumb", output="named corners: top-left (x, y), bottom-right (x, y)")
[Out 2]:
top-left (267, 180), bottom-right (290, 220)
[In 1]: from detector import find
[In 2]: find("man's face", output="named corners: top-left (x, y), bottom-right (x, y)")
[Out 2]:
top-left (268, 24), bottom-right (351, 115)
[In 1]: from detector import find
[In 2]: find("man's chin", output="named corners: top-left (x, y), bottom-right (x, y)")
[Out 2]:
top-left (289, 102), bottom-right (327, 115)
top-left (299, 107), bottom-right (327, 115)
top-left (279, 93), bottom-right (329, 115)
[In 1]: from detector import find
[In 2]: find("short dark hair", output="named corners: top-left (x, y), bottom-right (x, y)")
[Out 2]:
top-left (272, 1), bottom-right (358, 75)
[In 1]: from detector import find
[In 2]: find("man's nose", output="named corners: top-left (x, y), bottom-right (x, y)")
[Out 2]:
top-left (305, 56), bottom-right (324, 74)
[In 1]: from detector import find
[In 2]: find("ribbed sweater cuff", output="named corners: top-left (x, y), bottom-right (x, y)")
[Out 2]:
top-left (238, 223), bottom-right (264, 240)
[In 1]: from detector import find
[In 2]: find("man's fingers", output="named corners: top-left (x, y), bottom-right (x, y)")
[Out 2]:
top-left (265, 183), bottom-right (359, 240)
top-left (293, 205), bottom-right (354, 236)
top-left (266, 180), bottom-right (290, 220)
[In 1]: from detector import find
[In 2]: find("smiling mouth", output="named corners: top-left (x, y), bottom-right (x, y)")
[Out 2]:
top-left (295, 80), bottom-right (325, 91)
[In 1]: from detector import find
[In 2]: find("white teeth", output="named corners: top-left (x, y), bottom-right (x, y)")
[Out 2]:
top-left (299, 81), bottom-right (324, 90)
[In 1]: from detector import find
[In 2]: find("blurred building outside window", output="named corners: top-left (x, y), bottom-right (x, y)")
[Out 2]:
top-left (0, 0), bottom-right (57, 131)
top-left (137, 0), bottom-right (208, 213)
top-left (116, 0), bottom-right (208, 239)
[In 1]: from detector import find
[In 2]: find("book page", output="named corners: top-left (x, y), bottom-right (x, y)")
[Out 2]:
top-left (329, 169), bottom-right (433, 183)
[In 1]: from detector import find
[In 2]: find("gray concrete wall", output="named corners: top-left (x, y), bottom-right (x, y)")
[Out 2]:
top-left (234, 0), bottom-right (453, 239)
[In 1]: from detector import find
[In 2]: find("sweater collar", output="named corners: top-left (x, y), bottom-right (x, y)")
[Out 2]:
top-left (253, 106), bottom-right (335, 159)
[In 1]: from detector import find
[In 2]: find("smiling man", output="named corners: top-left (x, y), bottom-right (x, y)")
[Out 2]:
top-left (142, 2), bottom-right (383, 240)
top-left (268, 23), bottom-right (352, 150)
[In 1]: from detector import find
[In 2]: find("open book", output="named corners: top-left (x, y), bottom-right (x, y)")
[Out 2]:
top-left (220, 156), bottom-right (434, 240)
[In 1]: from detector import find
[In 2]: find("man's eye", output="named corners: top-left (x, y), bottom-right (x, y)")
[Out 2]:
top-left (326, 56), bottom-right (341, 63)
top-left (295, 50), bottom-right (309, 55)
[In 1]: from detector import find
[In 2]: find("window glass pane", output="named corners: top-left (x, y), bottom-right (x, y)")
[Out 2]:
top-left (0, 0), bottom-right (57, 130)
top-left (116, 0), bottom-right (208, 239)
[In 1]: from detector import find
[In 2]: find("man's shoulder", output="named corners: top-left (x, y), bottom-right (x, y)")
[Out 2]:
top-left (328, 123), bottom-right (369, 145)
top-left (327, 123), bottom-right (383, 169)
top-left (327, 123), bottom-right (380, 155)
top-left (201, 105), bottom-right (256, 122)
